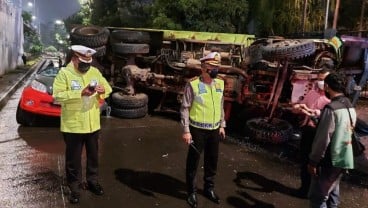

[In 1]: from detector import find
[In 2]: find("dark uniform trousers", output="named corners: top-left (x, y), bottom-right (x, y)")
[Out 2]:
top-left (300, 125), bottom-right (317, 192)
top-left (186, 126), bottom-right (220, 194)
top-left (63, 130), bottom-right (100, 190)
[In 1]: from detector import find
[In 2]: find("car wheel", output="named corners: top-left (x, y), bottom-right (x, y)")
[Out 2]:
top-left (16, 104), bottom-right (36, 126)
top-left (262, 40), bottom-right (316, 61)
top-left (111, 92), bottom-right (148, 109)
top-left (246, 117), bottom-right (293, 144)
top-left (111, 105), bottom-right (148, 119)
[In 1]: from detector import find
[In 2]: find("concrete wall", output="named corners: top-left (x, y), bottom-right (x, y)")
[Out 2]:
top-left (0, 0), bottom-right (24, 76)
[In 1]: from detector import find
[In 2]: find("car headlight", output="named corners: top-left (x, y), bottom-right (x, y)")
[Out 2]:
top-left (30, 80), bottom-right (47, 93)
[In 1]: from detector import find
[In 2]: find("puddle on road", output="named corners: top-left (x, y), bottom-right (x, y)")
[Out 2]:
top-left (0, 87), bottom-right (65, 208)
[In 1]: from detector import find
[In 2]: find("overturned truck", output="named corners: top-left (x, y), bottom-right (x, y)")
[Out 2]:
top-left (69, 25), bottom-right (368, 144)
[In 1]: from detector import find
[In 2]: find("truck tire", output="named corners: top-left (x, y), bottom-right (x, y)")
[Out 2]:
top-left (16, 104), bottom-right (36, 126)
top-left (262, 40), bottom-right (316, 61)
top-left (246, 117), bottom-right (293, 144)
top-left (70, 25), bottom-right (110, 48)
top-left (111, 105), bottom-right (148, 119)
top-left (111, 92), bottom-right (148, 109)
top-left (110, 30), bottom-right (150, 43)
top-left (93, 45), bottom-right (106, 57)
top-left (313, 51), bottom-right (336, 69)
top-left (111, 43), bottom-right (149, 54)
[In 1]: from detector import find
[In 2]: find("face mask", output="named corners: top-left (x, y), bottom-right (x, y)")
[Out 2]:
top-left (78, 62), bottom-right (91, 73)
top-left (317, 81), bottom-right (324, 90)
top-left (208, 68), bottom-right (218, 78)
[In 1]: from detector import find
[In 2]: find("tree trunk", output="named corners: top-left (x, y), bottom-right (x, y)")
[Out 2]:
top-left (302, 0), bottom-right (308, 34)
top-left (359, 0), bottom-right (366, 37)
top-left (332, 0), bottom-right (340, 29)
top-left (325, 0), bottom-right (330, 29)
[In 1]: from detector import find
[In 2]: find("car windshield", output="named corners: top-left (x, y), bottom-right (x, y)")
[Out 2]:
top-left (39, 66), bottom-right (59, 77)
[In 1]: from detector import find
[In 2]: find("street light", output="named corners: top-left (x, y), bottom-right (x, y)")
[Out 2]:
top-left (55, 20), bottom-right (63, 25)
top-left (27, 2), bottom-right (33, 7)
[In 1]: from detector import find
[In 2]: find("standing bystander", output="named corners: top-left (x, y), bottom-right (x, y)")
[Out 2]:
top-left (58, 56), bottom-right (63, 68)
top-left (292, 69), bottom-right (331, 198)
top-left (22, 53), bottom-right (27, 65)
top-left (308, 72), bottom-right (356, 208)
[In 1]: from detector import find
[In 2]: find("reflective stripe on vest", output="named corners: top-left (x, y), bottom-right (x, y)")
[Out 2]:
top-left (189, 78), bottom-right (224, 130)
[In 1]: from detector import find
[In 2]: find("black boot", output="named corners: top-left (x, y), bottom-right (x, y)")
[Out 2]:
top-left (204, 189), bottom-right (220, 204)
top-left (187, 193), bottom-right (197, 208)
top-left (68, 183), bottom-right (81, 204)
top-left (87, 182), bottom-right (104, 196)
top-left (69, 191), bottom-right (80, 204)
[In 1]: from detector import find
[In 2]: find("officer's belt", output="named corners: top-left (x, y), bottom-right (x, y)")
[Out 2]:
top-left (189, 119), bottom-right (220, 129)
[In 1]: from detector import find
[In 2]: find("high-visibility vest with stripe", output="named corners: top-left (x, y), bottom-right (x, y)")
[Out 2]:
top-left (189, 77), bottom-right (224, 130)
top-left (53, 63), bottom-right (112, 133)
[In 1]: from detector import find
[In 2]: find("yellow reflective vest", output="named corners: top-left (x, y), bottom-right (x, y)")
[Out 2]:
top-left (53, 63), bottom-right (112, 133)
top-left (189, 77), bottom-right (224, 130)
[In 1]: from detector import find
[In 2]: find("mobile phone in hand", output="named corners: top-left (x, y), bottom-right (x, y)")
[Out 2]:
top-left (88, 81), bottom-right (97, 91)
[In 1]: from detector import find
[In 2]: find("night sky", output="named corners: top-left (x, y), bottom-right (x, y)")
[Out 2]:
top-left (22, 0), bottom-right (81, 23)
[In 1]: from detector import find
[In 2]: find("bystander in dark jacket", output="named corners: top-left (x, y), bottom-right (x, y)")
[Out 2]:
top-left (308, 72), bottom-right (356, 208)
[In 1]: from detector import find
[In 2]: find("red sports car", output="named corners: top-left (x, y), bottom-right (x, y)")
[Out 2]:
top-left (16, 65), bottom-right (61, 126)
top-left (16, 64), bottom-right (107, 126)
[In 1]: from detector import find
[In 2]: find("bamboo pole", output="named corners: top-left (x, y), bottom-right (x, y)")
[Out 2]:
top-left (332, 0), bottom-right (340, 29)
top-left (359, 0), bottom-right (366, 37)
top-left (325, 0), bottom-right (330, 29)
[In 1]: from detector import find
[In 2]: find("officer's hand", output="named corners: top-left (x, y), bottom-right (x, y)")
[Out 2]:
top-left (81, 86), bottom-right (95, 96)
top-left (219, 127), bottom-right (225, 139)
top-left (182, 132), bottom-right (192, 145)
top-left (95, 84), bottom-right (105, 94)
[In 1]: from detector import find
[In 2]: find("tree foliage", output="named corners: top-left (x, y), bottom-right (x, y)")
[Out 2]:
top-left (151, 0), bottom-right (249, 33)
top-left (116, 0), bottom-right (152, 28)
top-left (64, 2), bottom-right (92, 30)
top-left (64, 0), bottom-right (368, 37)
top-left (44, 45), bottom-right (58, 52)
top-left (22, 11), bottom-right (43, 55)
top-left (90, 0), bottom-right (121, 26)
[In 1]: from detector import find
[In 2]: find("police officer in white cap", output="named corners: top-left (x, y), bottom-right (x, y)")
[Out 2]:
top-left (180, 51), bottom-right (226, 208)
top-left (53, 45), bottom-right (112, 204)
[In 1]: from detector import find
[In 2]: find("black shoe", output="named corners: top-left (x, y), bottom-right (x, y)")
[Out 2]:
top-left (204, 189), bottom-right (220, 204)
top-left (88, 182), bottom-right (104, 195)
top-left (186, 193), bottom-right (197, 208)
top-left (295, 187), bottom-right (308, 199)
top-left (69, 191), bottom-right (80, 204)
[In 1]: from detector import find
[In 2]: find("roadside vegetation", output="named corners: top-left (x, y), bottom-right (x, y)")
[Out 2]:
top-left (64, 0), bottom-right (368, 37)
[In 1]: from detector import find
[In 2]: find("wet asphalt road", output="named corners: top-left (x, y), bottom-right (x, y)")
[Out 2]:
top-left (0, 78), bottom-right (368, 208)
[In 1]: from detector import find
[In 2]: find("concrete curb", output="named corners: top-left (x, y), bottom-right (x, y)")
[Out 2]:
top-left (0, 59), bottom-right (46, 110)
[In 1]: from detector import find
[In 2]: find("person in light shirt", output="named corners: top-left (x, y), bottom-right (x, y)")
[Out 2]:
top-left (292, 68), bottom-right (331, 198)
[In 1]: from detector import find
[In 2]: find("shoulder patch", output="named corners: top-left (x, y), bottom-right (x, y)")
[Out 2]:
top-left (189, 76), bottom-right (199, 82)
top-left (216, 76), bottom-right (224, 81)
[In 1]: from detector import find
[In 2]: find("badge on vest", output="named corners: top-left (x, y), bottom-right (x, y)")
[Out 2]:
top-left (215, 83), bottom-right (222, 92)
top-left (71, 80), bottom-right (82, 90)
top-left (198, 82), bottom-right (207, 94)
